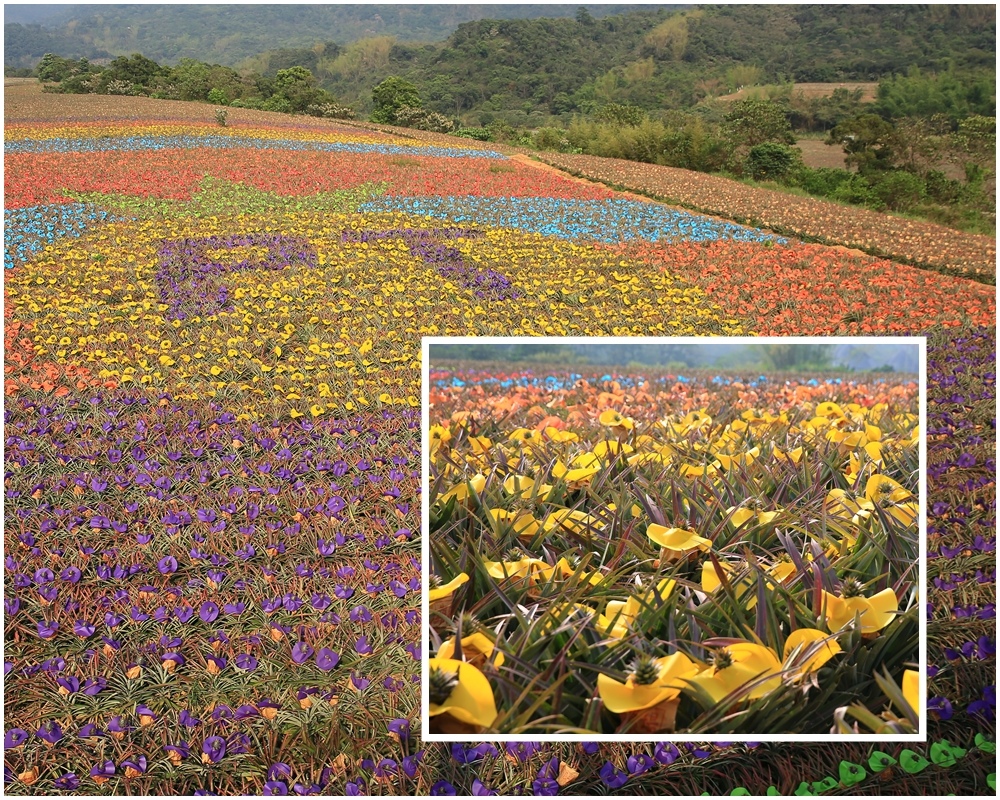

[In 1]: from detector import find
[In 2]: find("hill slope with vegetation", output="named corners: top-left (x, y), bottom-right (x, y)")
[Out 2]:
top-left (3, 4), bottom-right (662, 68)
top-left (12, 4), bottom-right (994, 234)
top-left (371, 4), bottom-right (994, 122)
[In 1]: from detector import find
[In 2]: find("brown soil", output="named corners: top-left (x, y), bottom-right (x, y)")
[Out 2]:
top-left (3, 80), bottom-right (375, 131)
top-left (796, 139), bottom-right (850, 171)
top-left (789, 82), bottom-right (879, 101)
top-left (796, 137), bottom-right (967, 181)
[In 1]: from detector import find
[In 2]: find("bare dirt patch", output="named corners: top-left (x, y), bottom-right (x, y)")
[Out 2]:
top-left (4, 81), bottom-right (361, 131)
top-left (790, 82), bottom-right (879, 101)
top-left (795, 137), bottom-right (967, 181)
top-left (796, 138), bottom-right (850, 171)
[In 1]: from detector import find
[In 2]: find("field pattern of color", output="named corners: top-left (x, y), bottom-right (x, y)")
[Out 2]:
top-left (3, 108), bottom-right (996, 796)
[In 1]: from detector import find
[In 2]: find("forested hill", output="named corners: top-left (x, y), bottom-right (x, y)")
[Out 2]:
top-left (2, 4), bottom-right (664, 68)
top-left (7, 4), bottom-right (994, 125)
top-left (370, 4), bottom-right (995, 118)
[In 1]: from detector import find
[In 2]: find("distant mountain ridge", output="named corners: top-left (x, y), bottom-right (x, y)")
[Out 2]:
top-left (7, 4), bottom-right (991, 130)
top-left (3, 4), bottom-right (670, 67)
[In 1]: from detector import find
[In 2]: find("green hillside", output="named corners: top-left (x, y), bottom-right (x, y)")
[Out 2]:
top-left (373, 4), bottom-right (995, 121)
top-left (222, 5), bottom-right (996, 123)
top-left (3, 4), bottom-right (665, 68)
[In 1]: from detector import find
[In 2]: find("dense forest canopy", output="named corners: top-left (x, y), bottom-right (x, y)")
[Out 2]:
top-left (375, 4), bottom-right (995, 120)
top-left (7, 5), bottom-right (995, 123)
top-left (3, 4), bottom-right (668, 67)
top-left (7, 5), bottom-right (994, 104)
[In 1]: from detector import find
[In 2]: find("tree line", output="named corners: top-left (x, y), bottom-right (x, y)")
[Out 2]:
top-left (3, 6), bottom-right (658, 69)
top-left (33, 52), bottom-right (356, 119)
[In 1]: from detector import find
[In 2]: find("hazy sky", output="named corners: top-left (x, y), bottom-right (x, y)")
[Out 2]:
top-left (428, 340), bottom-right (921, 372)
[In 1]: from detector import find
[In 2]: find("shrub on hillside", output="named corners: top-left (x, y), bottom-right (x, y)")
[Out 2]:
top-left (393, 105), bottom-right (455, 132)
top-left (305, 102), bottom-right (357, 120)
top-left (746, 142), bottom-right (801, 181)
top-left (261, 95), bottom-right (293, 114)
top-left (788, 166), bottom-right (854, 198)
top-left (870, 170), bottom-right (927, 212)
top-left (229, 97), bottom-right (266, 110)
top-left (532, 127), bottom-right (570, 151)
top-left (371, 76), bottom-right (423, 124)
top-left (104, 79), bottom-right (140, 96)
top-left (923, 170), bottom-right (963, 204)
top-left (595, 103), bottom-right (647, 127)
top-left (830, 174), bottom-right (887, 211)
top-left (454, 127), bottom-right (493, 141)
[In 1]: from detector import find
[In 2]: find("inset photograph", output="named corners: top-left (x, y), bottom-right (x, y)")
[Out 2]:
top-left (422, 337), bottom-right (924, 740)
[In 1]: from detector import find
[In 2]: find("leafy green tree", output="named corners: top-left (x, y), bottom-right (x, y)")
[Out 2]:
top-left (876, 66), bottom-right (995, 122)
top-left (100, 53), bottom-right (165, 91)
top-left (724, 64), bottom-right (764, 93)
top-left (550, 91), bottom-right (576, 114)
top-left (371, 76), bottom-right (422, 124)
top-left (533, 127), bottom-right (568, 151)
top-left (644, 14), bottom-right (689, 61)
top-left (273, 66), bottom-right (328, 113)
top-left (595, 103), bottom-right (646, 127)
top-left (788, 86), bottom-right (867, 133)
top-left (788, 166), bottom-right (853, 198)
top-left (170, 58), bottom-right (214, 100)
top-left (36, 52), bottom-right (74, 82)
top-left (831, 174), bottom-right (887, 211)
top-left (828, 113), bottom-right (900, 174)
top-left (260, 95), bottom-right (293, 114)
top-left (889, 115), bottom-right (949, 175)
top-left (168, 59), bottom-right (266, 104)
top-left (274, 66), bottom-right (313, 93)
top-left (746, 142), bottom-right (799, 181)
top-left (49, 57), bottom-right (102, 94)
top-left (870, 171), bottom-right (926, 211)
top-left (393, 105), bottom-right (454, 132)
top-left (755, 344), bottom-right (833, 371)
top-left (261, 47), bottom-right (321, 77)
top-left (951, 114), bottom-right (996, 183)
top-left (723, 99), bottom-right (794, 150)
top-left (591, 70), bottom-right (621, 105)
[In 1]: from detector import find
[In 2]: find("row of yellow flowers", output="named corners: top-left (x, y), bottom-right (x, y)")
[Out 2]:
top-left (428, 380), bottom-right (920, 734)
top-left (9, 213), bottom-right (743, 417)
top-left (4, 121), bottom-right (417, 145)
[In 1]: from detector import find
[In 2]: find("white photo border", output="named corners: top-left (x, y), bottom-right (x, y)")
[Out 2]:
top-left (421, 335), bottom-right (927, 743)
